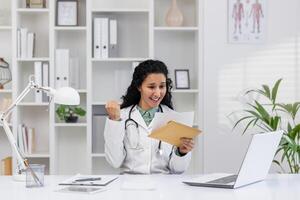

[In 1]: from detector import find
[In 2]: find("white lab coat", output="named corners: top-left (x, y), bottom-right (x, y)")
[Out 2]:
top-left (104, 104), bottom-right (191, 174)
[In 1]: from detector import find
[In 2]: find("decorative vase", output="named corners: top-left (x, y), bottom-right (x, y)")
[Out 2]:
top-left (165, 0), bottom-right (183, 27)
top-left (65, 116), bottom-right (78, 123)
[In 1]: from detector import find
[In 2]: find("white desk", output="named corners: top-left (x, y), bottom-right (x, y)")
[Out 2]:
top-left (0, 174), bottom-right (299, 200)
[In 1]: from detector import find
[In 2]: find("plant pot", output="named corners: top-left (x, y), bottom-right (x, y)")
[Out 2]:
top-left (64, 116), bottom-right (78, 123)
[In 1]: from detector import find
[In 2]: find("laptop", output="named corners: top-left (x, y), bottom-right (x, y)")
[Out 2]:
top-left (183, 131), bottom-right (283, 189)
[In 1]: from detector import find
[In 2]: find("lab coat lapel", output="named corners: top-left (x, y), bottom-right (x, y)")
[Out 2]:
top-left (130, 106), bottom-right (148, 131)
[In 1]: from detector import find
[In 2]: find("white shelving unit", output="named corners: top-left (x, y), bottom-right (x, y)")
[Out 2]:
top-left (54, 123), bottom-right (88, 127)
top-left (91, 57), bottom-right (148, 62)
top-left (0, 26), bottom-right (12, 30)
top-left (0, 0), bottom-right (13, 175)
top-left (154, 27), bottom-right (199, 31)
top-left (16, 8), bottom-right (49, 13)
top-left (0, 0), bottom-right (203, 175)
top-left (17, 58), bottom-right (50, 61)
top-left (14, 0), bottom-right (51, 174)
top-left (18, 102), bottom-right (49, 106)
top-left (54, 26), bottom-right (87, 31)
top-left (24, 153), bottom-right (50, 158)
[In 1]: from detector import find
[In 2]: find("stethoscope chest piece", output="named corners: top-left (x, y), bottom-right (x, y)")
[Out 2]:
top-left (157, 148), bottom-right (163, 156)
top-left (156, 140), bottom-right (163, 156)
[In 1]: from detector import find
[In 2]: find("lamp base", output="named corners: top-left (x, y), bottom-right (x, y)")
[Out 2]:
top-left (12, 173), bottom-right (26, 182)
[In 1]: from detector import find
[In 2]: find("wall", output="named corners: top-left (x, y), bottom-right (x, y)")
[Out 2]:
top-left (202, 0), bottom-right (300, 173)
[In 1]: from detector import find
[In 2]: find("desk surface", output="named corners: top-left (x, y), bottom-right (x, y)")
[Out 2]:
top-left (0, 174), bottom-right (299, 200)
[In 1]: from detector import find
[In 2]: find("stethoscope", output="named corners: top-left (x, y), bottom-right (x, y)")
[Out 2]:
top-left (125, 104), bottom-right (164, 156)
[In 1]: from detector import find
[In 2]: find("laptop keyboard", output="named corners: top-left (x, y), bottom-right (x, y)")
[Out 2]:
top-left (206, 174), bottom-right (238, 184)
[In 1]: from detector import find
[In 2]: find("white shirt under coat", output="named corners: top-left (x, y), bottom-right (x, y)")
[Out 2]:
top-left (104, 105), bottom-right (191, 174)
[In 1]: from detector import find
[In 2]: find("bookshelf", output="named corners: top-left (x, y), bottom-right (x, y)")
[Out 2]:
top-left (0, 0), bottom-right (13, 175)
top-left (0, 0), bottom-right (203, 175)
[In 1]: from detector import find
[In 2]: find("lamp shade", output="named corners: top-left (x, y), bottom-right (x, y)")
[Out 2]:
top-left (53, 87), bottom-right (80, 105)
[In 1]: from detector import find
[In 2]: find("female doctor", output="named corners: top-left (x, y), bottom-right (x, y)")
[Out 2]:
top-left (104, 60), bottom-right (194, 174)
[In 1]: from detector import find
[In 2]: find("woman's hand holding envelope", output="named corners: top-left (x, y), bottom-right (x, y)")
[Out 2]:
top-left (178, 137), bottom-right (195, 154)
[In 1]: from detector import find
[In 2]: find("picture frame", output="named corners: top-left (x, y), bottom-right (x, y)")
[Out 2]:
top-left (174, 69), bottom-right (190, 89)
top-left (56, 0), bottom-right (78, 26)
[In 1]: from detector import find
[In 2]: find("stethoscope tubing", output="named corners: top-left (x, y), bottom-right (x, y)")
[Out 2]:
top-left (125, 104), bottom-right (163, 153)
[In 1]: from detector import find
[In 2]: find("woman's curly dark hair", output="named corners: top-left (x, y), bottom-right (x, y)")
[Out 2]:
top-left (121, 59), bottom-right (173, 109)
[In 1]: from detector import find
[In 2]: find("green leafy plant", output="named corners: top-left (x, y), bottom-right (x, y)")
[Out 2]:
top-left (56, 105), bottom-right (86, 122)
top-left (233, 79), bottom-right (300, 173)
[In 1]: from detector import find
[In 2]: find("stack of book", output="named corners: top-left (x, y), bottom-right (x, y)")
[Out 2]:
top-left (0, 156), bottom-right (12, 175)
top-left (17, 27), bottom-right (35, 59)
top-left (0, 97), bottom-right (12, 123)
top-left (17, 124), bottom-right (36, 155)
top-left (93, 17), bottom-right (118, 59)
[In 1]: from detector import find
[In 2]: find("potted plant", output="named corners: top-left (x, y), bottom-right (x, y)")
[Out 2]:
top-left (232, 79), bottom-right (300, 173)
top-left (56, 105), bottom-right (86, 123)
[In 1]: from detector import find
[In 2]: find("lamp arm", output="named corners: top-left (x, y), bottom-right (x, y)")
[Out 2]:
top-left (1, 119), bottom-right (27, 170)
top-left (1, 80), bottom-right (35, 119)
top-left (37, 86), bottom-right (55, 95)
top-left (0, 78), bottom-right (53, 120)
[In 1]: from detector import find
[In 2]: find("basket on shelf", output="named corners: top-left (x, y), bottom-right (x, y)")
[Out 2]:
top-left (0, 58), bottom-right (11, 89)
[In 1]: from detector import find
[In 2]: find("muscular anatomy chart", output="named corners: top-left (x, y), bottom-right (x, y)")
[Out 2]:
top-left (228, 0), bottom-right (265, 43)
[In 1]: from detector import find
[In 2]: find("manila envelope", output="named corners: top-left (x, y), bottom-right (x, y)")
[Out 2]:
top-left (149, 121), bottom-right (201, 147)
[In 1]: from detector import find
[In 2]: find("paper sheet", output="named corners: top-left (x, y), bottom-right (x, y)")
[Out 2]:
top-left (55, 186), bottom-right (107, 194)
top-left (151, 111), bottom-right (194, 130)
top-left (59, 174), bottom-right (118, 186)
top-left (149, 111), bottom-right (201, 147)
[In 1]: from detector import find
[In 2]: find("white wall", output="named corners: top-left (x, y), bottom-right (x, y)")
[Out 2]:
top-left (202, 0), bottom-right (300, 173)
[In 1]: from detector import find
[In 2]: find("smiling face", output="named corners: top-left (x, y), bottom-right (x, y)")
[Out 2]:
top-left (138, 73), bottom-right (167, 110)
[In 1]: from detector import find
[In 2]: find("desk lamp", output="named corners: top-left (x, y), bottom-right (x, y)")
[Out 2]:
top-left (0, 75), bottom-right (80, 185)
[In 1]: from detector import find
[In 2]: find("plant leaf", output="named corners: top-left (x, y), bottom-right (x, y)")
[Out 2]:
top-left (288, 124), bottom-right (300, 140)
top-left (272, 159), bottom-right (286, 173)
top-left (232, 116), bottom-right (254, 130)
top-left (271, 78), bottom-right (282, 105)
top-left (262, 85), bottom-right (271, 99)
top-left (291, 102), bottom-right (300, 120)
top-left (241, 118), bottom-right (256, 135)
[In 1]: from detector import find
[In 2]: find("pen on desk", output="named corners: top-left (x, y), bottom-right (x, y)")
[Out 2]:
top-left (74, 177), bottom-right (102, 182)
